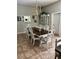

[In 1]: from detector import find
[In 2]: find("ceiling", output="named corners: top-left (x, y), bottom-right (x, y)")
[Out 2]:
top-left (17, 0), bottom-right (58, 7)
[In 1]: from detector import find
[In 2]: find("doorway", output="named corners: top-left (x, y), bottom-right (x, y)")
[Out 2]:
top-left (51, 12), bottom-right (61, 36)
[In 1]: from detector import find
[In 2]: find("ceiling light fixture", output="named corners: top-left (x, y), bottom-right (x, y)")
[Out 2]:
top-left (36, 0), bottom-right (38, 16)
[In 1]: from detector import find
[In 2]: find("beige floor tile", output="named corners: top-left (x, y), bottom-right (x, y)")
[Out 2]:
top-left (17, 33), bottom-right (56, 59)
top-left (17, 53), bottom-right (26, 59)
top-left (24, 49), bottom-right (36, 58)
top-left (28, 55), bottom-right (41, 59)
top-left (33, 47), bottom-right (42, 54)
top-left (17, 46), bottom-right (23, 53)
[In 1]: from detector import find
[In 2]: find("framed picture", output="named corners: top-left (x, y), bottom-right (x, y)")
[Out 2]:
top-left (17, 16), bottom-right (21, 21)
top-left (24, 16), bottom-right (31, 22)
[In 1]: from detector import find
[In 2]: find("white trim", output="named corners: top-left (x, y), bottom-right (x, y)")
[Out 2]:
top-left (17, 31), bottom-right (26, 34)
top-left (51, 11), bottom-right (61, 15)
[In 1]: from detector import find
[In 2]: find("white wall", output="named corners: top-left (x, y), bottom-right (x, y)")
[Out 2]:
top-left (42, 1), bottom-right (61, 13)
top-left (17, 1), bottom-right (61, 34)
top-left (17, 5), bottom-right (33, 16)
top-left (17, 5), bottom-right (38, 33)
top-left (42, 1), bottom-right (61, 35)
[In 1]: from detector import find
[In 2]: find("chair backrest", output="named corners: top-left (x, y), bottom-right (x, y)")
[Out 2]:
top-left (40, 37), bottom-right (48, 44)
top-left (40, 34), bottom-right (48, 43)
top-left (26, 27), bottom-right (30, 39)
top-left (26, 26), bottom-right (33, 39)
top-left (55, 38), bottom-right (61, 48)
top-left (28, 27), bottom-right (35, 40)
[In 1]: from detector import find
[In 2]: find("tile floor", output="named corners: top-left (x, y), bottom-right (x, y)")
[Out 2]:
top-left (17, 33), bottom-right (60, 59)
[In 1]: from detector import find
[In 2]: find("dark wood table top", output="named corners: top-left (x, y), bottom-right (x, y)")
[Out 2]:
top-left (32, 27), bottom-right (51, 36)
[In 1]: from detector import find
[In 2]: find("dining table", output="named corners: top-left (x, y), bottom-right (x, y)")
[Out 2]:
top-left (32, 27), bottom-right (51, 36)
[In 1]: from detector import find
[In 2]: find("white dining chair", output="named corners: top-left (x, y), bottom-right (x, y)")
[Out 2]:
top-left (26, 27), bottom-right (31, 40)
top-left (39, 33), bottom-right (53, 49)
top-left (28, 27), bottom-right (40, 46)
top-left (39, 34), bottom-right (48, 49)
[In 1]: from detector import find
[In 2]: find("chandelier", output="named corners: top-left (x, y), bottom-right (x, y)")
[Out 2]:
top-left (32, 0), bottom-right (41, 16)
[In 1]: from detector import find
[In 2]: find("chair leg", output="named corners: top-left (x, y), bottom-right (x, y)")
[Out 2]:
top-left (33, 40), bottom-right (35, 46)
top-left (46, 43), bottom-right (48, 50)
top-left (31, 38), bottom-right (32, 43)
top-left (39, 40), bottom-right (42, 48)
top-left (55, 56), bottom-right (56, 59)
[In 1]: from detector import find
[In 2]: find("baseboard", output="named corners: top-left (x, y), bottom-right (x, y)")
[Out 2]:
top-left (17, 31), bottom-right (26, 34)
